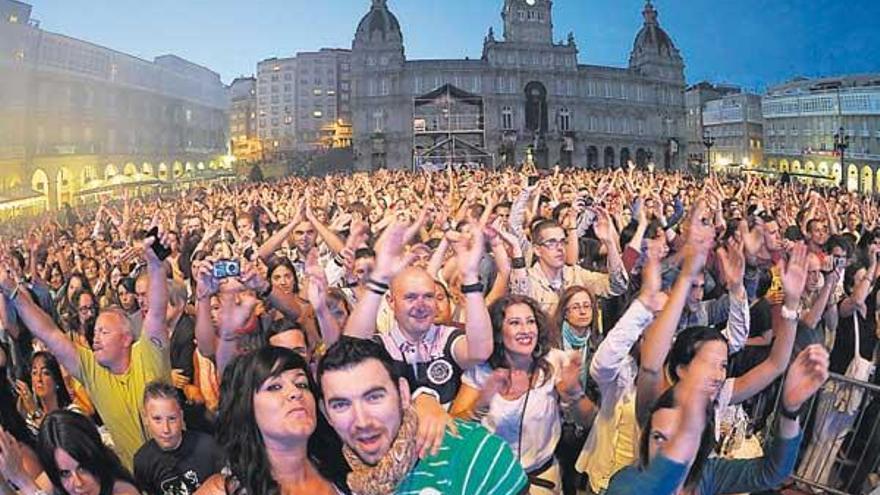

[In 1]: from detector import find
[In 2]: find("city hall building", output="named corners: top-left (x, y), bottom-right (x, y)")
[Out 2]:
top-left (350, 0), bottom-right (688, 171)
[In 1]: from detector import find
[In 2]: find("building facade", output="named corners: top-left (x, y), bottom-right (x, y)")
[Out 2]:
top-left (229, 76), bottom-right (261, 162)
top-left (703, 92), bottom-right (763, 170)
top-left (684, 81), bottom-right (740, 166)
top-left (0, 0), bottom-right (230, 212)
top-left (256, 48), bottom-right (352, 157)
top-left (350, 0), bottom-right (688, 171)
top-left (763, 74), bottom-right (880, 192)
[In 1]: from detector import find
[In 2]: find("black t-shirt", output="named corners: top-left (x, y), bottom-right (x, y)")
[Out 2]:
top-left (133, 430), bottom-right (224, 495)
top-left (749, 298), bottom-right (772, 339)
top-left (170, 315), bottom-right (197, 379)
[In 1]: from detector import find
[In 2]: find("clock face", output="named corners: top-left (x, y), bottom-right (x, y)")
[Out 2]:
top-left (525, 0), bottom-right (536, 5)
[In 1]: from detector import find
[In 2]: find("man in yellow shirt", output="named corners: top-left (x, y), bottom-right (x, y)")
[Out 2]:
top-left (0, 234), bottom-right (172, 470)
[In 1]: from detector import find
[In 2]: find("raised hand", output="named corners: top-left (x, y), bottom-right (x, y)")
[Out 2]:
top-left (592, 207), bottom-right (617, 245)
top-left (718, 236), bottom-right (746, 292)
top-left (639, 241), bottom-right (669, 312)
top-left (371, 222), bottom-right (417, 284)
top-left (447, 226), bottom-right (485, 285)
top-left (781, 344), bottom-right (829, 412)
top-left (194, 260), bottom-right (220, 301)
top-left (0, 427), bottom-right (30, 489)
top-left (780, 242), bottom-right (809, 307)
top-left (305, 249), bottom-right (329, 307)
top-left (556, 351), bottom-right (585, 399)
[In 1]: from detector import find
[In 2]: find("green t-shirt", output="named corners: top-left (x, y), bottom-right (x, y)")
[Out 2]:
top-left (395, 420), bottom-right (528, 495)
top-left (74, 330), bottom-right (170, 470)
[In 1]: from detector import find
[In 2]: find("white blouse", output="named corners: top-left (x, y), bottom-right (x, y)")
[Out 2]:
top-left (462, 348), bottom-right (566, 472)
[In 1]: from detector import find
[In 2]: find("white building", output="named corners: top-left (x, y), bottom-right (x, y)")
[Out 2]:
top-left (350, 0), bottom-right (688, 171)
top-left (763, 74), bottom-right (880, 192)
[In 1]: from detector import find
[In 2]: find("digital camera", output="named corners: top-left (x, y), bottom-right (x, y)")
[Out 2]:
top-left (213, 259), bottom-right (241, 279)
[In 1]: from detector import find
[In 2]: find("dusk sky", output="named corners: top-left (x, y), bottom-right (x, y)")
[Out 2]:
top-left (31, 0), bottom-right (880, 91)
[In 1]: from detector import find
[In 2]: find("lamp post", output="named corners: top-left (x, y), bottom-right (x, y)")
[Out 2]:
top-left (702, 131), bottom-right (715, 175)
top-left (834, 126), bottom-right (850, 189)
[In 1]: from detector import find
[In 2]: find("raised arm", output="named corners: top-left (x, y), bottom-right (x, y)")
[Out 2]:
top-left (636, 207), bottom-right (713, 423)
top-left (257, 198), bottom-right (305, 262)
top-left (0, 264), bottom-right (80, 377)
top-left (448, 226), bottom-right (494, 368)
top-left (730, 243), bottom-right (807, 404)
top-left (142, 234), bottom-right (171, 348)
top-left (305, 202), bottom-right (345, 255)
top-left (343, 222), bottom-right (415, 339)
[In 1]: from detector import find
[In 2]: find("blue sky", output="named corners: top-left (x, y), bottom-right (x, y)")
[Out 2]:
top-left (31, 0), bottom-right (880, 91)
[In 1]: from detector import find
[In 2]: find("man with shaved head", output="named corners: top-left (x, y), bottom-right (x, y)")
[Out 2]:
top-left (0, 234), bottom-right (172, 470)
top-left (343, 223), bottom-right (493, 410)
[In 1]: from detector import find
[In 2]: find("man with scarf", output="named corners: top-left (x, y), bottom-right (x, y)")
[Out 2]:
top-left (319, 336), bottom-right (528, 495)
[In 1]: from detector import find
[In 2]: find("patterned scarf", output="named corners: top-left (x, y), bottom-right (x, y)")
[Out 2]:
top-left (343, 407), bottom-right (420, 495)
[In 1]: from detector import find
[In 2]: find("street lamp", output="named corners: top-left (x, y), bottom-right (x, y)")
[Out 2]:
top-left (834, 126), bottom-right (850, 188)
top-left (702, 131), bottom-right (715, 173)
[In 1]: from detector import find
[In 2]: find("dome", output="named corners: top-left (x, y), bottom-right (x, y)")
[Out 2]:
top-left (632, 2), bottom-right (679, 59)
top-left (355, 0), bottom-right (402, 44)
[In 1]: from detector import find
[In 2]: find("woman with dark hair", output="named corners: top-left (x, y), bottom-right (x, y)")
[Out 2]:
top-left (55, 273), bottom-right (91, 335)
top-left (0, 410), bottom-right (138, 495)
top-left (451, 295), bottom-right (595, 494)
top-left (265, 256), bottom-right (320, 353)
top-left (15, 352), bottom-right (82, 434)
top-left (113, 278), bottom-right (139, 317)
top-left (606, 344), bottom-right (829, 495)
top-left (196, 346), bottom-right (346, 494)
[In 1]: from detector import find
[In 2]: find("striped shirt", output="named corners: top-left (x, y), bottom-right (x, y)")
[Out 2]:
top-left (394, 420), bottom-right (528, 495)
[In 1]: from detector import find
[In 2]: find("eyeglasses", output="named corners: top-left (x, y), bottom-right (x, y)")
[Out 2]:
top-left (537, 238), bottom-right (566, 250)
top-left (78, 306), bottom-right (94, 314)
top-left (566, 303), bottom-right (592, 313)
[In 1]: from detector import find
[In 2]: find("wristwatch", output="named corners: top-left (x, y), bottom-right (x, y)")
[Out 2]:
top-left (780, 304), bottom-right (800, 321)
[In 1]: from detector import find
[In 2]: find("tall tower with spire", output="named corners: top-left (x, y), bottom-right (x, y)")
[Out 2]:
top-left (629, 1), bottom-right (684, 82)
top-left (502, 0), bottom-right (553, 44)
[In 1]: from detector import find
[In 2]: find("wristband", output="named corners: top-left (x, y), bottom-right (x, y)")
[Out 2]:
top-left (366, 277), bottom-right (390, 291)
top-left (511, 257), bottom-right (526, 269)
top-left (461, 282), bottom-right (484, 294)
top-left (779, 403), bottom-right (803, 421)
top-left (365, 283), bottom-right (388, 296)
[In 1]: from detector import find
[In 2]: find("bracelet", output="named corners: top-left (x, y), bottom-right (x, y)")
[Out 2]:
top-left (366, 277), bottom-right (390, 291)
top-left (460, 282), bottom-right (484, 294)
top-left (511, 257), bottom-right (526, 269)
top-left (778, 403), bottom-right (803, 421)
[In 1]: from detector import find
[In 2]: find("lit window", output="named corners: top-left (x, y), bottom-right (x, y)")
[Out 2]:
top-left (313, 110), bottom-right (323, 118)
top-left (9, 14), bottom-right (18, 23)
top-left (313, 89), bottom-right (323, 96)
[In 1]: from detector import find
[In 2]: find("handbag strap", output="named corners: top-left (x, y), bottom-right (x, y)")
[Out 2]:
top-left (853, 313), bottom-right (861, 361)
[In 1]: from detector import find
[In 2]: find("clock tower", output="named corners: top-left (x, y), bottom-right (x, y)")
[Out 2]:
top-left (502, 0), bottom-right (553, 44)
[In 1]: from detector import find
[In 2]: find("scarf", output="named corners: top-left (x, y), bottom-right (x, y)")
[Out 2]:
top-left (343, 407), bottom-right (420, 495)
top-left (561, 321), bottom-right (588, 352)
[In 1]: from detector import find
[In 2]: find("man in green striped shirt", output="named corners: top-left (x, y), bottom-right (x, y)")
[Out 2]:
top-left (319, 337), bottom-right (528, 495)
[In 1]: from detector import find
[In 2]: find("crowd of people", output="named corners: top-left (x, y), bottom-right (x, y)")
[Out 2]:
top-left (0, 163), bottom-right (877, 495)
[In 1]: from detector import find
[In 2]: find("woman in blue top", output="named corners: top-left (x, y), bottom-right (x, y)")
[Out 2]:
top-left (606, 343), bottom-right (829, 495)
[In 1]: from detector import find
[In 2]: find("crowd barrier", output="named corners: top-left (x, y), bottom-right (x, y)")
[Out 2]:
top-left (779, 372), bottom-right (880, 494)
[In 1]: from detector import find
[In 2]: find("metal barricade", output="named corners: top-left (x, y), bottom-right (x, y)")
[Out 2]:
top-left (783, 372), bottom-right (880, 495)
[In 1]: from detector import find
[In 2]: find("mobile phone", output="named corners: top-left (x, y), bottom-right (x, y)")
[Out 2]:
top-left (528, 176), bottom-right (539, 187)
top-left (834, 256), bottom-right (847, 270)
top-left (213, 259), bottom-right (241, 279)
top-left (146, 227), bottom-right (171, 261)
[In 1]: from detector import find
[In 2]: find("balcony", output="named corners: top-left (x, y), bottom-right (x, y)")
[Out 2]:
top-left (33, 143), bottom-right (100, 156)
top-left (0, 146), bottom-right (26, 160)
